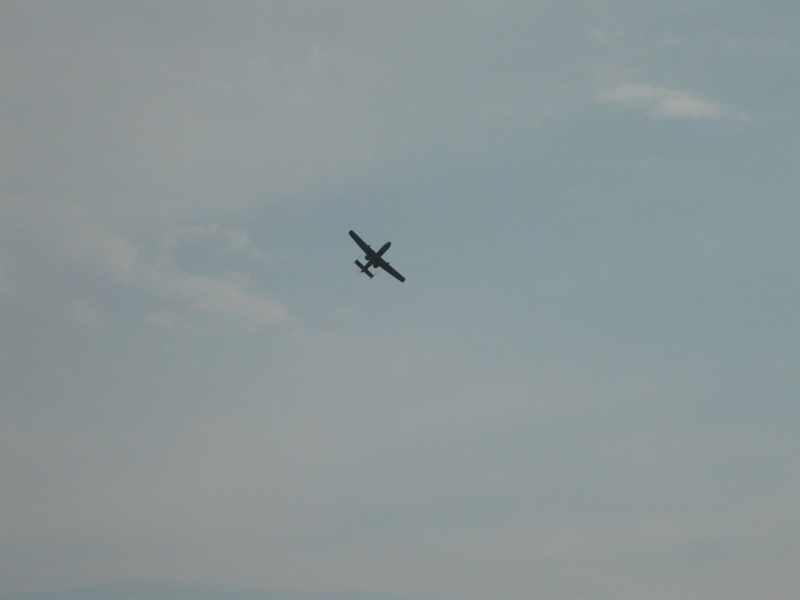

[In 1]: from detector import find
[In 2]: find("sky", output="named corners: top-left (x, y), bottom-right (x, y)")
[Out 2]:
top-left (1, 1), bottom-right (799, 598)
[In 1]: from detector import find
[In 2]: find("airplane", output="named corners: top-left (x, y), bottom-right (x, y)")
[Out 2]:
top-left (349, 230), bottom-right (405, 282)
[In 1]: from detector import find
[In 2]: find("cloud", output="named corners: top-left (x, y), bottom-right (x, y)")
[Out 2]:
top-left (597, 83), bottom-right (749, 121)
top-left (1, 197), bottom-right (289, 332)
top-left (161, 224), bottom-right (273, 262)
top-left (71, 225), bottom-right (289, 330)
top-left (0, 2), bottom-right (587, 228)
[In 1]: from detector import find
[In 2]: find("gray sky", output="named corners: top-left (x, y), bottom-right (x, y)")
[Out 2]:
top-left (1, 1), bottom-right (799, 598)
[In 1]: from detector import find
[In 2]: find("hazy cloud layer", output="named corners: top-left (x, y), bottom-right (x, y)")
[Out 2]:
top-left (1, 2), bottom-right (799, 599)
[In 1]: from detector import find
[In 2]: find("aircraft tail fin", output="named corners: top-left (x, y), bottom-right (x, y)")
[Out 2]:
top-left (354, 260), bottom-right (374, 278)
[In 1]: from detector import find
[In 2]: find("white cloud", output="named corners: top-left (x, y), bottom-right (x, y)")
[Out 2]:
top-left (161, 223), bottom-right (273, 262)
top-left (597, 83), bottom-right (749, 121)
top-left (1, 197), bottom-right (288, 331)
top-left (72, 225), bottom-right (289, 329)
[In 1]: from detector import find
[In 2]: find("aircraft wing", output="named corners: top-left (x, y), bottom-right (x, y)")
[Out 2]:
top-left (349, 230), bottom-right (372, 255)
top-left (377, 259), bottom-right (405, 282)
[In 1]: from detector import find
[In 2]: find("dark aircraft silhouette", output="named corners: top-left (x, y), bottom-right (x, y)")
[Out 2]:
top-left (349, 230), bottom-right (405, 282)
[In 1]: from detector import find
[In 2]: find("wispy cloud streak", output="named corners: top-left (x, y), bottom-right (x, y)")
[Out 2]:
top-left (75, 227), bottom-right (288, 330)
top-left (598, 83), bottom-right (749, 121)
top-left (3, 197), bottom-right (288, 331)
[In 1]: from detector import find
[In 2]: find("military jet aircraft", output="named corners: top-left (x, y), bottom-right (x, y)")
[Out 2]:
top-left (349, 230), bottom-right (405, 282)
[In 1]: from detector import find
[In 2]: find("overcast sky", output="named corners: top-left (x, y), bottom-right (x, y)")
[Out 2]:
top-left (1, 2), bottom-right (799, 598)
